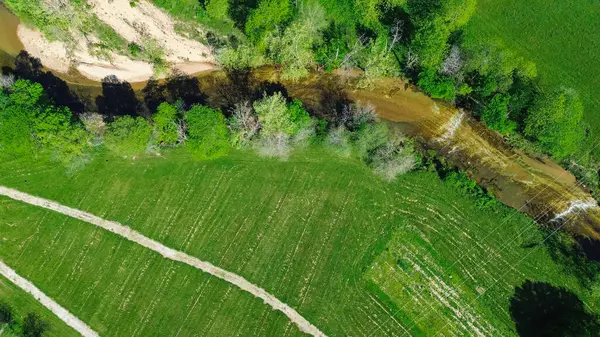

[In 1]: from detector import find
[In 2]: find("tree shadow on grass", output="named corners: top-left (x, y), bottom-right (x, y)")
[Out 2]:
top-left (510, 280), bottom-right (599, 337)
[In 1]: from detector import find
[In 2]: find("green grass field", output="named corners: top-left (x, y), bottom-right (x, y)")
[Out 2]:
top-left (465, 0), bottom-right (600, 147)
top-left (0, 148), bottom-right (596, 336)
top-left (0, 276), bottom-right (78, 336)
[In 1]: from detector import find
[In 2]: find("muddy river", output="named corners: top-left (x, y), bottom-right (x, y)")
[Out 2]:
top-left (1, 5), bottom-right (600, 240)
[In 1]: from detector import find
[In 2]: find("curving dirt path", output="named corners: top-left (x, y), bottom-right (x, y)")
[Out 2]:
top-left (0, 186), bottom-right (326, 337)
top-left (0, 260), bottom-right (99, 337)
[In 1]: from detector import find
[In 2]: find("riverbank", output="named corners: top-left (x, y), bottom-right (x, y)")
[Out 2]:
top-left (3, 1), bottom-right (217, 82)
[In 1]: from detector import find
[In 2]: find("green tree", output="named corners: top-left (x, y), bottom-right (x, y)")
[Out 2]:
top-left (417, 68), bottom-right (456, 100)
top-left (480, 93), bottom-right (516, 135)
top-left (287, 99), bottom-right (311, 135)
top-left (104, 116), bottom-right (153, 157)
top-left (0, 79), bottom-right (89, 163)
top-left (245, 0), bottom-right (293, 45)
top-left (185, 105), bottom-right (230, 160)
top-left (22, 313), bottom-right (48, 337)
top-left (410, 17), bottom-right (451, 69)
top-left (205, 0), bottom-right (230, 20)
top-left (33, 105), bottom-right (90, 164)
top-left (267, 1), bottom-right (328, 80)
top-left (524, 88), bottom-right (584, 159)
top-left (152, 102), bottom-right (180, 146)
top-left (407, 0), bottom-right (476, 30)
top-left (355, 122), bottom-right (389, 160)
top-left (358, 35), bottom-right (401, 89)
top-left (253, 92), bottom-right (304, 136)
top-left (0, 301), bottom-right (13, 325)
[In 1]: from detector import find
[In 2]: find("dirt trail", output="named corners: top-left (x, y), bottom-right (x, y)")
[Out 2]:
top-left (0, 186), bottom-right (326, 337)
top-left (0, 260), bottom-right (99, 337)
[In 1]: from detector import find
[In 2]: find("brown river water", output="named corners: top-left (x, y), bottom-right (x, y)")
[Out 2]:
top-left (1, 5), bottom-right (600, 240)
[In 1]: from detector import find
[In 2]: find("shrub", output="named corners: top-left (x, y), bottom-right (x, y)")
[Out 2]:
top-left (23, 313), bottom-right (49, 337)
top-left (417, 68), bottom-right (456, 101)
top-left (253, 92), bottom-right (295, 136)
top-left (104, 116), bottom-right (153, 157)
top-left (254, 132), bottom-right (291, 159)
top-left (228, 101), bottom-right (260, 148)
top-left (481, 93), bottom-right (516, 135)
top-left (444, 170), bottom-right (497, 208)
top-left (218, 44), bottom-right (265, 70)
top-left (0, 301), bottom-right (13, 325)
top-left (325, 125), bottom-right (353, 157)
top-left (370, 137), bottom-right (418, 181)
top-left (152, 102), bottom-right (180, 146)
top-left (524, 88), bottom-right (584, 159)
top-left (355, 122), bottom-right (389, 160)
top-left (205, 0), bottom-right (230, 20)
top-left (185, 105), bottom-right (230, 160)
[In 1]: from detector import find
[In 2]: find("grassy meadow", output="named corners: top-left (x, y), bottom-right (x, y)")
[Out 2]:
top-left (0, 148), bottom-right (596, 336)
top-left (0, 276), bottom-right (78, 336)
top-left (465, 0), bottom-right (600, 149)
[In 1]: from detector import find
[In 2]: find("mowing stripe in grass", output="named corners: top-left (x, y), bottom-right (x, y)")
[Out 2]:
top-left (0, 260), bottom-right (99, 337)
top-left (0, 186), bottom-right (327, 337)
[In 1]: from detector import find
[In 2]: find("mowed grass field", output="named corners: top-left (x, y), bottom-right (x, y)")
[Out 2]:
top-left (0, 275), bottom-right (78, 336)
top-left (0, 148), bottom-right (595, 336)
top-left (465, 0), bottom-right (600, 146)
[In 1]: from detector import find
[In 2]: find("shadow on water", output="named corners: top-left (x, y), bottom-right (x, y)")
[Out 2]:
top-left (141, 72), bottom-right (207, 114)
top-left (3, 51), bottom-right (86, 113)
top-left (509, 280), bottom-right (599, 337)
top-left (96, 75), bottom-right (140, 120)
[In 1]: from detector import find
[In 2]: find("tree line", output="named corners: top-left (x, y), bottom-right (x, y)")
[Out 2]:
top-left (199, 0), bottom-right (589, 189)
top-left (0, 75), bottom-right (418, 181)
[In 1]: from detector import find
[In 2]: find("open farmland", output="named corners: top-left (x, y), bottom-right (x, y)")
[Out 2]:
top-left (465, 0), bottom-right (600, 146)
top-left (0, 149), bottom-right (596, 336)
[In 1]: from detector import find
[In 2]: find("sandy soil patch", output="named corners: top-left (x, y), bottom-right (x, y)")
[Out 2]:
top-left (88, 0), bottom-right (213, 64)
top-left (15, 0), bottom-right (215, 82)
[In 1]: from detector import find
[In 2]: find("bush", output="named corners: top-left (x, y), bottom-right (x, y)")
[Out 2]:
top-left (152, 102), bottom-right (180, 146)
top-left (325, 125), bottom-right (353, 157)
top-left (370, 136), bottom-right (418, 181)
top-left (444, 170), bottom-right (497, 208)
top-left (524, 88), bottom-right (584, 159)
top-left (185, 105), bottom-right (230, 160)
top-left (228, 101), bottom-right (260, 148)
top-left (480, 93), bottom-right (516, 135)
top-left (253, 92), bottom-right (296, 136)
top-left (417, 68), bottom-right (456, 101)
top-left (254, 132), bottom-right (291, 159)
top-left (23, 313), bottom-right (48, 337)
top-left (355, 122), bottom-right (389, 160)
top-left (218, 44), bottom-right (265, 70)
top-left (104, 116), bottom-right (153, 157)
top-left (205, 0), bottom-right (230, 20)
top-left (0, 301), bottom-right (13, 325)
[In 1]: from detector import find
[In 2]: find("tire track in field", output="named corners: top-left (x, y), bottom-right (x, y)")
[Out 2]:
top-left (0, 186), bottom-right (327, 337)
top-left (0, 260), bottom-right (99, 337)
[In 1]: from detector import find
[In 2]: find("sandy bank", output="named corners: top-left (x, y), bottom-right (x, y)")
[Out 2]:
top-left (15, 0), bottom-right (216, 83)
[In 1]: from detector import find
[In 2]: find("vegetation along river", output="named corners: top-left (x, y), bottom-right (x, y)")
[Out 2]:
top-left (1, 4), bottom-right (599, 241)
